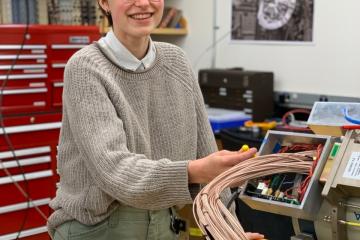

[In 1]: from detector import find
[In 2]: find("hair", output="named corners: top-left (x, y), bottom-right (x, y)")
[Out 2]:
top-left (97, 0), bottom-right (113, 26)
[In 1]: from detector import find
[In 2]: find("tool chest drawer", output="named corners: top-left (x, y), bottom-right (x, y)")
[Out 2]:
top-left (0, 170), bottom-right (54, 207)
top-left (0, 198), bottom-right (50, 236)
top-left (0, 226), bottom-right (49, 240)
top-left (0, 113), bottom-right (61, 148)
top-left (0, 87), bottom-right (48, 114)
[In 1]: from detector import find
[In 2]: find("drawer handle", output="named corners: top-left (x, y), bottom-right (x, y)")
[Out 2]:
top-left (0, 74), bottom-right (47, 80)
top-left (0, 226), bottom-right (48, 240)
top-left (0, 146), bottom-right (51, 160)
top-left (51, 63), bottom-right (66, 68)
top-left (0, 122), bottom-right (61, 135)
top-left (0, 88), bottom-right (47, 95)
top-left (0, 64), bottom-right (47, 70)
top-left (0, 170), bottom-right (53, 185)
top-left (53, 82), bottom-right (64, 87)
top-left (0, 156), bottom-right (51, 169)
top-left (0, 198), bottom-right (51, 214)
top-left (51, 44), bottom-right (86, 49)
top-left (0, 54), bottom-right (47, 60)
top-left (0, 44), bottom-right (46, 50)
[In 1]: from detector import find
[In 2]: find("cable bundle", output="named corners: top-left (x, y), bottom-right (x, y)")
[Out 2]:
top-left (193, 151), bottom-right (315, 240)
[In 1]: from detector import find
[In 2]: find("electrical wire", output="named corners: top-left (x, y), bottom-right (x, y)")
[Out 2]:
top-left (338, 220), bottom-right (360, 228)
top-left (193, 151), bottom-right (316, 240)
top-left (281, 108), bottom-right (311, 132)
top-left (343, 107), bottom-right (360, 125)
top-left (226, 188), bottom-right (242, 209)
top-left (193, 22), bottom-right (241, 70)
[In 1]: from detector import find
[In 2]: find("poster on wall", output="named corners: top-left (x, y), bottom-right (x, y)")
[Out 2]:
top-left (231, 0), bottom-right (314, 43)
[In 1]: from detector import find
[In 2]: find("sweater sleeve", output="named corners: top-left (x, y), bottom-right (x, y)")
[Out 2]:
top-left (189, 66), bottom-right (236, 214)
top-left (190, 69), bottom-right (218, 157)
top-left (62, 55), bottom-right (193, 209)
top-left (186, 60), bottom-right (218, 197)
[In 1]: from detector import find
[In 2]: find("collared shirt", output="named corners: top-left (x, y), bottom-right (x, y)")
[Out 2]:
top-left (98, 30), bottom-right (156, 72)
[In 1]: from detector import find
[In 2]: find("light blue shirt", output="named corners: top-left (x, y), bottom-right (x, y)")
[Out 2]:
top-left (98, 30), bottom-right (156, 72)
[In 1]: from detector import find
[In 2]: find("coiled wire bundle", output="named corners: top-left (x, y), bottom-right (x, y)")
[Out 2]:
top-left (193, 151), bottom-right (316, 240)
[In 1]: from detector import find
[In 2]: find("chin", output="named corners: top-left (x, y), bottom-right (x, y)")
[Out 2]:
top-left (133, 28), bottom-right (154, 37)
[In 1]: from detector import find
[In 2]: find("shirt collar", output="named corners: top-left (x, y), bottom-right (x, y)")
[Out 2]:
top-left (98, 30), bottom-right (156, 72)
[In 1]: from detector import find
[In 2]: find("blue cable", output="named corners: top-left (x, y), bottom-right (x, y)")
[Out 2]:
top-left (343, 108), bottom-right (360, 125)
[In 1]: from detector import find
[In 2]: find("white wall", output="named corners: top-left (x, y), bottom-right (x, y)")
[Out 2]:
top-left (153, 0), bottom-right (214, 73)
top-left (172, 0), bottom-right (360, 98)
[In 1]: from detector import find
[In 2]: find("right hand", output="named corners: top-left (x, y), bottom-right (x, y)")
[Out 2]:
top-left (188, 147), bottom-right (257, 184)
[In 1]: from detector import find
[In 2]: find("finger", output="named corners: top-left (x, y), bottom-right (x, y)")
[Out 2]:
top-left (246, 232), bottom-right (265, 239)
top-left (223, 147), bottom-right (257, 165)
top-left (217, 150), bottom-right (237, 156)
top-left (218, 149), bottom-right (244, 156)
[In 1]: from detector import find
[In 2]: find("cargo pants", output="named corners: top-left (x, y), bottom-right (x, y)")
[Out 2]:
top-left (53, 205), bottom-right (177, 240)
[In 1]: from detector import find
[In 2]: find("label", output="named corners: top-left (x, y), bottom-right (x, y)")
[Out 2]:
top-left (343, 152), bottom-right (360, 180)
top-left (24, 69), bottom-right (45, 74)
top-left (257, 182), bottom-right (266, 190)
top-left (31, 50), bottom-right (45, 54)
top-left (69, 36), bottom-right (90, 44)
top-left (219, 87), bottom-right (227, 96)
top-left (29, 82), bottom-right (45, 87)
top-left (33, 101), bottom-right (46, 106)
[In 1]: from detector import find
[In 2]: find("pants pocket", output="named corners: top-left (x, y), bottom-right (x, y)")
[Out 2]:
top-left (112, 220), bottom-right (149, 240)
top-left (68, 218), bottom-right (109, 240)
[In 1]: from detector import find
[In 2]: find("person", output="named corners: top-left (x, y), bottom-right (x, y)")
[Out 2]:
top-left (48, 0), bottom-right (264, 239)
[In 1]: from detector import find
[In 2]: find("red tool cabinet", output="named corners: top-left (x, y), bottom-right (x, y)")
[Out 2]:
top-left (0, 25), bottom-right (100, 240)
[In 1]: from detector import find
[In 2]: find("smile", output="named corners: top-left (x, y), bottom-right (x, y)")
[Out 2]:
top-left (129, 13), bottom-right (153, 20)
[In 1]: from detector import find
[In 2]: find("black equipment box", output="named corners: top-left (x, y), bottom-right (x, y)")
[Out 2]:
top-left (198, 69), bottom-right (274, 122)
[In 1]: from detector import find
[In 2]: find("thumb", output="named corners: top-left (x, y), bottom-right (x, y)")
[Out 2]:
top-left (223, 147), bottom-right (257, 166)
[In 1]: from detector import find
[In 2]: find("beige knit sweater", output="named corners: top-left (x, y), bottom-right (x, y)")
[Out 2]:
top-left (47, 42), bottom-right (218, 234)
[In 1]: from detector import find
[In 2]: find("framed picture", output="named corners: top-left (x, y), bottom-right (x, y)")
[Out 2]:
top-left (231, 0), bottom-right (314, 43)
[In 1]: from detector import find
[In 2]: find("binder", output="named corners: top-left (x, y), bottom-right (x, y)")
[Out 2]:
top-left (37, 0), bottom-right (49, 24)
top-left (11, 0), bottom-right (20, 23)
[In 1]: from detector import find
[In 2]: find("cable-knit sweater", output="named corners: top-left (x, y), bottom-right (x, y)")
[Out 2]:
top-left (47, 42), bottom-right (218, 234)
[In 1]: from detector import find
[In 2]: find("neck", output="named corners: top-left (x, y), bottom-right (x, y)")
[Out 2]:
top-left (114, 32), bottom-right (150, 60)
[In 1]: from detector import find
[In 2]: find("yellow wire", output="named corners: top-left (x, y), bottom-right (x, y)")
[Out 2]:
top-left (345, 221), bottom-right (360, 227)
top-left (339, 220), bottom-right (360, 227)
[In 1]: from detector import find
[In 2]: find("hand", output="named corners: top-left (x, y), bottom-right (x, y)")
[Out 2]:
top-left (188, 147), bottom-right (257, 184)
top-left (246, 232), bottom-right (265, 239)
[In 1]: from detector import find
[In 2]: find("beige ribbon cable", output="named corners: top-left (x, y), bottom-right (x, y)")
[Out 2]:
top-left (193, 151), bottom-right (315, 240)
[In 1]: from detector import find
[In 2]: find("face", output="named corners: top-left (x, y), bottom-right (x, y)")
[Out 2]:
top-left (100, 0), bottom-right (164, 40)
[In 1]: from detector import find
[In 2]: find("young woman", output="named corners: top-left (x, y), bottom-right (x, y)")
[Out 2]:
top-left (48, 0), bottom-right (263, 239)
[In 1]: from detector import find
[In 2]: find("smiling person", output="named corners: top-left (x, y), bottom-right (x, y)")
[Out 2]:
top-left (47, 0), bottom-right (263, 239)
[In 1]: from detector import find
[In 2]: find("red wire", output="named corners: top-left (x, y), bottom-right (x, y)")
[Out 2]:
top-left (298, 144), bottom-right (323, 201)
top-left (278, 144), bottom-right (323, 202)
top-left (281, 108), bottom-right (311, 131)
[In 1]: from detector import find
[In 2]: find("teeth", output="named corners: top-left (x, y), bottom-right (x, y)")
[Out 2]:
top-left (131, 13), bottom-right (152, 20)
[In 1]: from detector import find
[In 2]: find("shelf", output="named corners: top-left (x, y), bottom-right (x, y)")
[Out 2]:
top-left (100, 17), bottom-right (188, 36)
top-left (151, 28), bottom-right (187, 35)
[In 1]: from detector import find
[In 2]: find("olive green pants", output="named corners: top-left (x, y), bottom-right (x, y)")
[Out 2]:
top-left (53, 206), bottom-right (177, 240)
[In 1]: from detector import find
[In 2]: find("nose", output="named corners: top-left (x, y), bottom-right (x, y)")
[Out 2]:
top-left (134, 0), bottom-right (150, 7)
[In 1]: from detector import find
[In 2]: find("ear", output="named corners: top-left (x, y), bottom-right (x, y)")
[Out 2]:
top-left (98, 0), bottom-right (110, 13)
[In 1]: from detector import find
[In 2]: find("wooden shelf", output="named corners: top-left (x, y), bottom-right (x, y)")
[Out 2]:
top-left (152, 17), bottom-right (188, 36)
top-left (100, 17), bottom-right (188, 36)
top-left (151, 27), bottom-right (187, 35)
